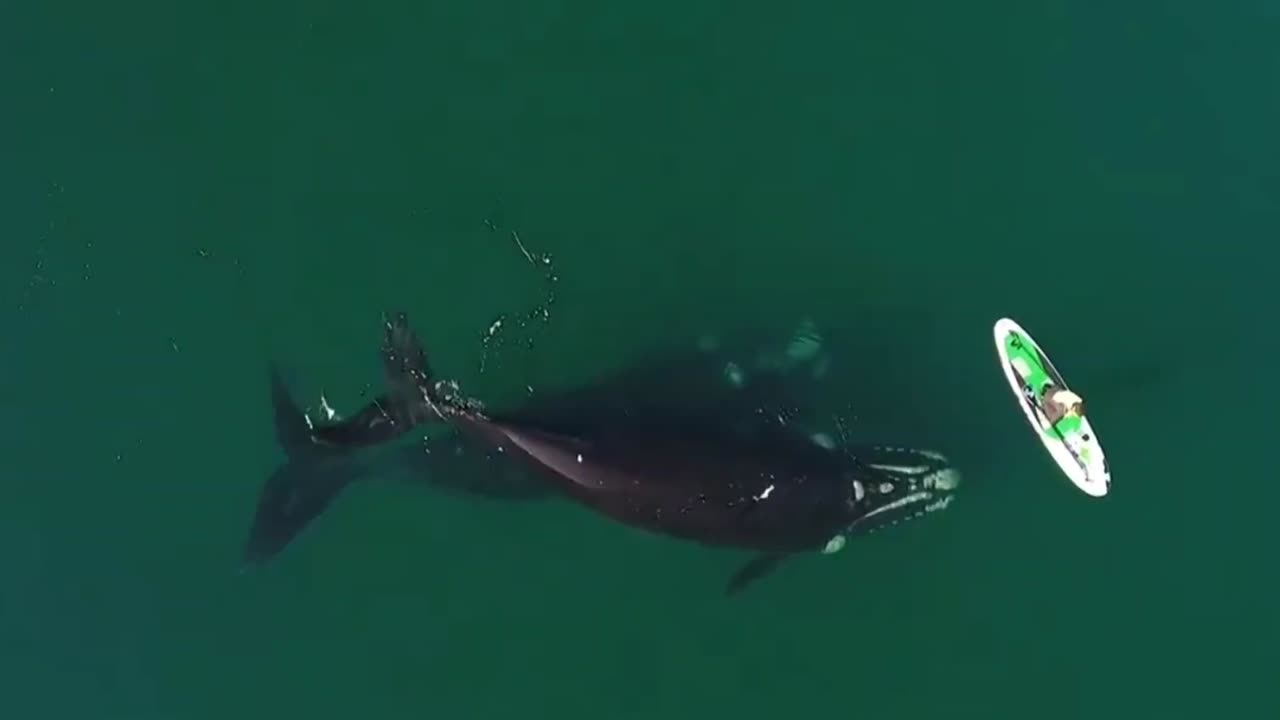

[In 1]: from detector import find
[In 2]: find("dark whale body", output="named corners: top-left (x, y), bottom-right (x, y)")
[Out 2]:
top-left (240, 325), bottom-right (808, 569)
top-left (296, 312), bottom-right (960, 591)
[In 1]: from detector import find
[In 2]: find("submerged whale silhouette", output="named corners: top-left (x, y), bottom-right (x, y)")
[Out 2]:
top-left (279, 312), bottom-right (961, 592)
top-left (241, 320), bottom-right (830, 570)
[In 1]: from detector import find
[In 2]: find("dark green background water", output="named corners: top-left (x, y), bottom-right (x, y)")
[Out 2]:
top-left (5, 1), bottom-right (1276, 718)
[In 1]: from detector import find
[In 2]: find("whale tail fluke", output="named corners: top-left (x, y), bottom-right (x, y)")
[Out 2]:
top-left (306, 311), bottom-right (445, 450)
top-left (240, 365), bottom-right (363, 570)
top-left (243, 311), bottom-right (441, 568)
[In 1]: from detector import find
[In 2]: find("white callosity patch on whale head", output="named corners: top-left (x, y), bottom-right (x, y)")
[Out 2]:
top-left (925, 494), bottom-right (955, 513)
top-left (842, 448), bottom-right (962, 537)
top-left (926, 468), bottom-right (960, 491)
top-left (848, 487), bottom-right (957, 538)
top-left (866, 461), bottom-right (930, 475)
top-left (865, 447), bottom-right (961, 490)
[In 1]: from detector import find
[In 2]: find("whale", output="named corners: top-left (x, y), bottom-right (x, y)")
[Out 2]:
top-left (300, 312), bottom-right (961, 592)
top-left (241, 315), bottom-right (847, 569)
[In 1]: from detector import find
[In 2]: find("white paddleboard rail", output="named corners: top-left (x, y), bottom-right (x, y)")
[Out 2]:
top-left (992, 317), bottom-right (1110, 498)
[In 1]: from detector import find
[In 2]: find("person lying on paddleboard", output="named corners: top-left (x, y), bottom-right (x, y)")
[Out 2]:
top-left (1006, 333), bottom-right (1086, 430)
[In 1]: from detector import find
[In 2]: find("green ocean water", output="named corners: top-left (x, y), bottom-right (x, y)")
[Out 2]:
top-left (4, 1), bottom-right (1276, 718)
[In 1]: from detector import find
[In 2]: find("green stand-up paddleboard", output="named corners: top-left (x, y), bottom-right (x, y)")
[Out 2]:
top-left (993, 318), bottom-right (1110, 497)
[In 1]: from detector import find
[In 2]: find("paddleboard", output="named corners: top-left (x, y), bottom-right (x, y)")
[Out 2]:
top-left (993, 317), bottom-right (1110, 497)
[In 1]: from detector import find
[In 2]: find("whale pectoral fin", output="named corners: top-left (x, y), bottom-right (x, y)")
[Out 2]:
top-left (725, 552), bottom-right (789, 596)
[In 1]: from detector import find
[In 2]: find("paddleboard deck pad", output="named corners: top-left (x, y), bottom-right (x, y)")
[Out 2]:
top-left (993, 317), bottom-right (1110, 497)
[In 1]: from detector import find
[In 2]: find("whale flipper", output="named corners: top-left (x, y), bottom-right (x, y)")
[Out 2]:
top-left (726, 552), bottom-right (789, 595)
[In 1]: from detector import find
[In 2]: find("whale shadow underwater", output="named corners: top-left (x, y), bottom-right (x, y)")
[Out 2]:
top-left (242, 311), bottom-right (963, 594)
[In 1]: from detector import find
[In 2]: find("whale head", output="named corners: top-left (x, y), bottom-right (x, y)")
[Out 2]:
top-left (823, 445), bottom-right (961, 551)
